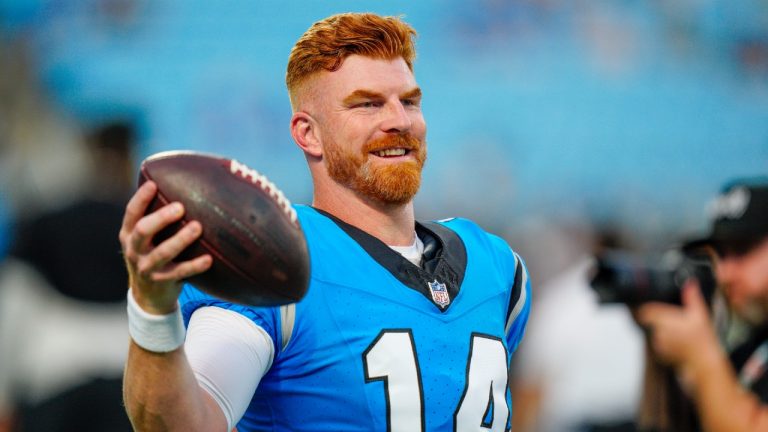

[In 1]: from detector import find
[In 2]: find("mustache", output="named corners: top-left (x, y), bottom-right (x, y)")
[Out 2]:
top-left (363, 134), bottom-right (423, 154)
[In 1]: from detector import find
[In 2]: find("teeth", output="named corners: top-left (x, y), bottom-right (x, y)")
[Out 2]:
top-left (374, 148), bottom-right (407, 157)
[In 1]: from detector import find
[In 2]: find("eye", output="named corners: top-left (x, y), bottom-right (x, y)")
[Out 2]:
top-left (402, 98), bottom-right (421, 108)
top-left (355, 101), bottom-right (382, 108)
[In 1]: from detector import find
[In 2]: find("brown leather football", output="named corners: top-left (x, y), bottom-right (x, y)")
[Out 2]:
top-left (138, 151), bottom-right (309, 306)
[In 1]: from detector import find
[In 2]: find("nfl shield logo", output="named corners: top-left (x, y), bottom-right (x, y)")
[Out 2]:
top-left (428, 279), bottom-right (450, 308)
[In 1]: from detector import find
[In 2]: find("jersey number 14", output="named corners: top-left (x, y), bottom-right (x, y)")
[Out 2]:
top-left (363, 329), bottom-right (509, 432)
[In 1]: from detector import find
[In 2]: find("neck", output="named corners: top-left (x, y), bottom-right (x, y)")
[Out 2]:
top-left (313, 186), bottom-right (416, 246)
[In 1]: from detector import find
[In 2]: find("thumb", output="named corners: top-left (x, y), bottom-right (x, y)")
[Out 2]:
top-left (681, 278), bottom-right (707, 312)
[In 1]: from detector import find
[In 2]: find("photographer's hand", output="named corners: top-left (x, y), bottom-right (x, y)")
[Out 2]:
top-left (638, 280), bottom-right (768, 432)
top-left (637, 279), bottom-right (721, 370)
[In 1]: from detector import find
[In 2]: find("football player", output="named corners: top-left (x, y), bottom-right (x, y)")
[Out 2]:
top-left (121, 12), bottom-right (531, 431)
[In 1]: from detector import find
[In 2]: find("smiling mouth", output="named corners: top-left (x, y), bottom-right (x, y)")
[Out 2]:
top-left (371, 148), bottom-right (409, 158)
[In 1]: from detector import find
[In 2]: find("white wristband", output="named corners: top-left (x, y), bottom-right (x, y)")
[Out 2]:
top-left (127, 288), bottom-right (186, 353)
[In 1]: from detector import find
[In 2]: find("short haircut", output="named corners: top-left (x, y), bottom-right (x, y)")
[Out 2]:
top-left (286, 12), bottom-right (417, 109)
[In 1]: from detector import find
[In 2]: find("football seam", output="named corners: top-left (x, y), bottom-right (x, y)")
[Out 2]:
top-left (143, 170), bottom-right (297, 302)
top-left (228, 159), bottom-right (299, 228)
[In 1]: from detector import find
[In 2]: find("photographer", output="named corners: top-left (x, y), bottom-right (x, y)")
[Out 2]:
top-left (637, 178), bottom-right (768, 432)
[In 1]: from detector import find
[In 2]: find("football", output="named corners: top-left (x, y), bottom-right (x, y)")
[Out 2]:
top-left (138, 151), bottom-right (310, 306)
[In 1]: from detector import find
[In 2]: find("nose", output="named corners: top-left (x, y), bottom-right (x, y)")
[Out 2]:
top-left (380, 100), bottom-right (412, 134)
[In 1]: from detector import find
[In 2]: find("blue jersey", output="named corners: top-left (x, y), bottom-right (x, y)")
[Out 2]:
top-left (180, 205), bottom-right (531, 431)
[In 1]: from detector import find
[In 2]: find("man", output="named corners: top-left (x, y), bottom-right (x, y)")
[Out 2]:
top-left (121, 13), bottom-right (531, 431)
top-left (638, 178), bottom-right (768, 432)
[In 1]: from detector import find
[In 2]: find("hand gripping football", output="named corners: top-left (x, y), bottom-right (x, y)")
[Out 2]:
top-left (138, 151), bottom-right (310, 306)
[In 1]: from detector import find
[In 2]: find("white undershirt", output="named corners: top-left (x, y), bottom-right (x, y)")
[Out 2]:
top-left (389, 234), bottom-right (424, 267)
top-left (187, 233), bottom-right (423, 430)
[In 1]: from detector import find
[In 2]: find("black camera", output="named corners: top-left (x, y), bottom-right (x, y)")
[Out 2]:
top-left (589, 249), bottom-right (716, 306)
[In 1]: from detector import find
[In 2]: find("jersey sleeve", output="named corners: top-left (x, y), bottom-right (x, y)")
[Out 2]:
top-left (179, 283), bottom-right (283, 355)
top-left (504, 250), bottom-right (531, 354)
top-left (440, 217), bottom-right (532, 355)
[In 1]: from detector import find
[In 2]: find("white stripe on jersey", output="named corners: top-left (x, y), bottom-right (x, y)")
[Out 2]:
top-left (505, 251), bottom-right (528, 335)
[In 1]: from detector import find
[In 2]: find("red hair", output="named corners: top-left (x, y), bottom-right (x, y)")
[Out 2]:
top-left (286, 13), bottom-right (417, 108)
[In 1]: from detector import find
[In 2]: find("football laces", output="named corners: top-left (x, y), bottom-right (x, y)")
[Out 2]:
top-left (229, 159), bottom-right (298, 226)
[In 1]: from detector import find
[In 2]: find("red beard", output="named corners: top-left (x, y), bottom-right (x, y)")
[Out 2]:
top-left (325, 133), bottom-right (427, 205)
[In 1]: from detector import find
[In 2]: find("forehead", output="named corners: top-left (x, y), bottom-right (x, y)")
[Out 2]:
top-left (313, 55), bottom-right (418, 99)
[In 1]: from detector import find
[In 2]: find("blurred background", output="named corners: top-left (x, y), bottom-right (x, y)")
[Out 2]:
top-left (0, 0), bottom-right (766, 431)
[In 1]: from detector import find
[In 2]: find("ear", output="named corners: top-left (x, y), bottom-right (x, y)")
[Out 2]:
top-left (290, 112), bottom-right (323, 158)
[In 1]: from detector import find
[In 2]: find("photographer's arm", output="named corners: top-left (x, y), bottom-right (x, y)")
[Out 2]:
top-left (687, 343), bottom-right (768, 432)
top-left (637, 281), bottom-right (768, 432)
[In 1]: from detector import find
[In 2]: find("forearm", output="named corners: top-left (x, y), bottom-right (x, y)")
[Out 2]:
top-left (688, 344), bottom-right (768, 432)
top-left (124, 341), bottom-right (227, 432)
top-left (120, 182), bottom-right (223, 430)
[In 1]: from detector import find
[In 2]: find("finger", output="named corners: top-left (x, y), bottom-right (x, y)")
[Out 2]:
top-left (681, 279), bottom-right (707, 311)
top-left (152, 254), bottom-right (213, 282)
top-left (122, 181), bottom-right (158, 236)
top-left (131, 202), bottom-right (185, 253)
top-left (142, 221), bottom-right (204, 271)
top-left (636, 302), bottom-right (679, 326)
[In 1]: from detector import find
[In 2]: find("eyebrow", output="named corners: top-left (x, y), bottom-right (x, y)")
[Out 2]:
top-left (401, 88), bottom-right (422, 100)
top-left (342, 87), bottom-right (422, 105)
